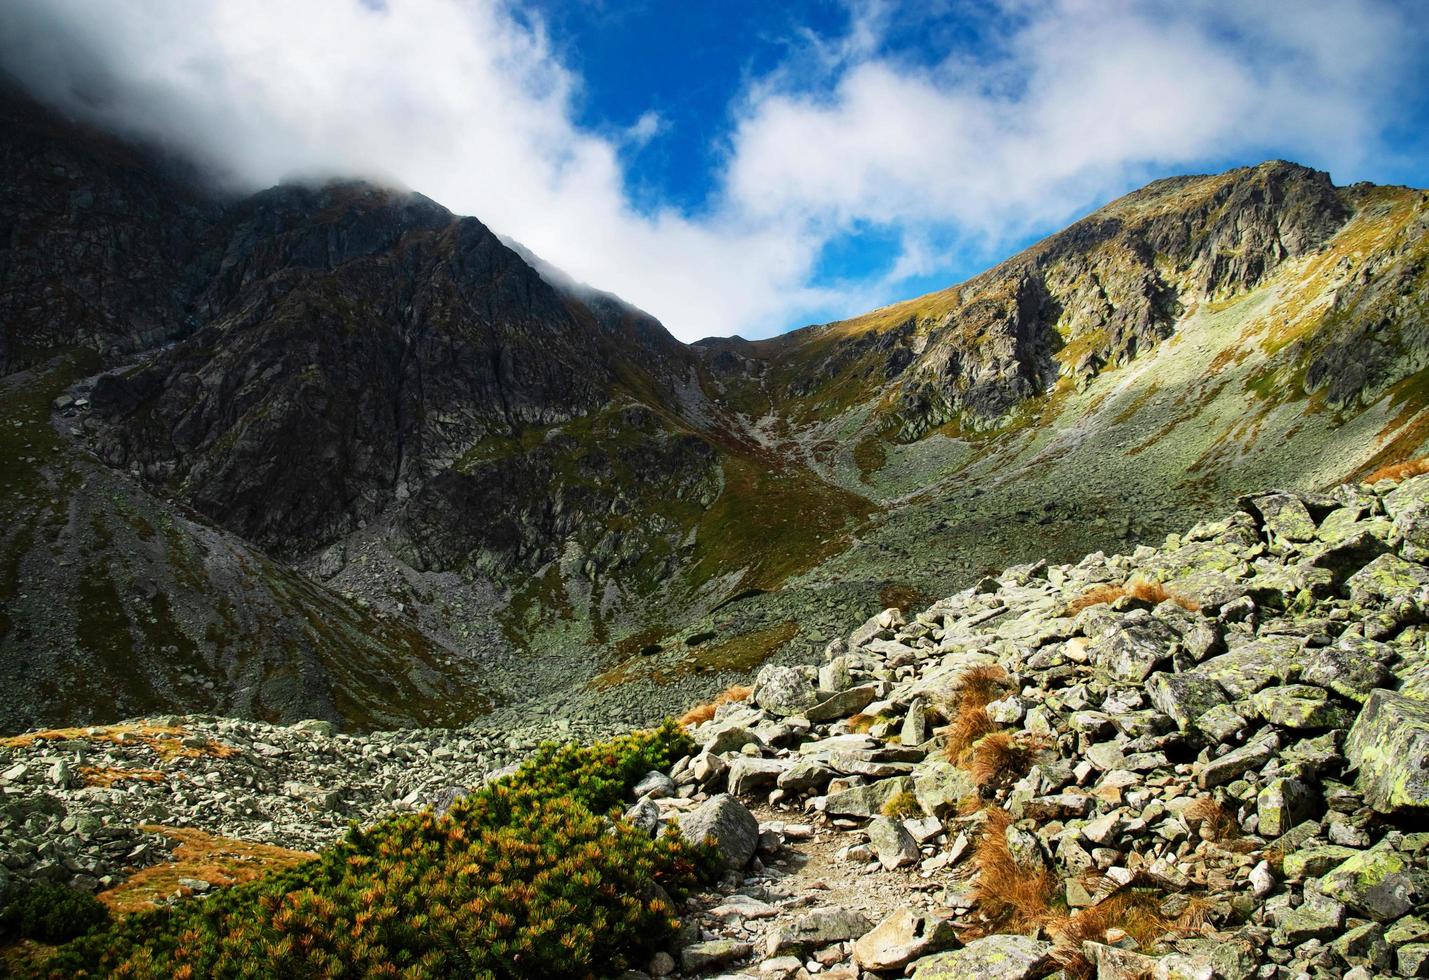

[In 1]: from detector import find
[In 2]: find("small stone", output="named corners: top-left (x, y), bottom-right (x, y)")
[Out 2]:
top-left (681, 939), bottom-right (752, 973)
top-left (865, 817), bottom-right (919, 870)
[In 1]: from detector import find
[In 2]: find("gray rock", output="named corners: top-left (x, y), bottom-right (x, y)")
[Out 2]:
top-left (752, 665), bottom-right (819, 717)
top-left (852, 909), bottom-right (956, 971)
top-left (632, 770), bottom-right (677, 799)
top-left (680, 939), bottom-right (751, 972)
top-left (866, 816), bottom-right (919, 870)
top-left (677, 794), bottom-right (759, 870)
top-left (805, 685), bottom-right (878, 723)
top-left (1088, 617), bottom-right (1176, 682)
top-left (1320, 847), bottom-right (1423, 921)
top-left (766, 907), bottom-right (873, 957)
top-left (1195, 732), bottom-right (1279, 788)
top-left (1148, 670), bottom-right (1228, 732)
top-left (1345, 688), bottom-right (1429, 813)
top-left (909, 934), bottom-right (1053, 979)
top-left (776, 759), bottom-right (836, 793)
top-left (912, 761), bottom-right (976, 819)
top-left (825, 776), bottom-right (914, 818)
top-left (726, 757), bottom-right (786, 797)
top-left (1257, 777), bottom-right (1316, 837)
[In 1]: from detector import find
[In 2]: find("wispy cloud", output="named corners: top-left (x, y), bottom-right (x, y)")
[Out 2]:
top-left (0, 0), bottom-right (1423, 341)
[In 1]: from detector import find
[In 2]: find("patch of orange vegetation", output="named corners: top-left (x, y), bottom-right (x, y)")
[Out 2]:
top-left (78, 766), bottom-right (170, 787)
top-left (1364, 456), bottom-right (1429, 484)
top-left (677, 683), bottom-right (754, 727)
top-left (0, 722), bottom-right (239, 762)
top-left (1065, 577), bottom-right (1199, 616)
top-left (963, 731), bottom-right (1052, 789)
top-left (98, 826), bottom-right (314, 916)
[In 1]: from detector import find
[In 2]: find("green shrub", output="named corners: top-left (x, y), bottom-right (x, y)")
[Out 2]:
top-left (40, 722), bottom-right (715, 979)
top-left (0, 880), bottom-right (110, 945)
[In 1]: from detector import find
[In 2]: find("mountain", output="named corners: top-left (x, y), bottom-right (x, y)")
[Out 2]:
top-left (3, 80), bottom-right (1428, 733)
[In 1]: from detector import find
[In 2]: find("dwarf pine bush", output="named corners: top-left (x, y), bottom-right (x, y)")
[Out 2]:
top-left (41, 722), bottom-right (715, 979)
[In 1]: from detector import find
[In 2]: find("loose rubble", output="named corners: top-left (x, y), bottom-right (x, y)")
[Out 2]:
top-left (6, 474), bottom-right (1429, 978)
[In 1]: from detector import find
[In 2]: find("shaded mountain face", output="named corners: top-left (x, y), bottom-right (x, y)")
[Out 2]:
top-left (4, 80), bottom-right (1429, 734)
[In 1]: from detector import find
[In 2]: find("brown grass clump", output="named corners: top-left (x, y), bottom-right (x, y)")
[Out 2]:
top-left (942, 705), bottom-right (999, 762)
top-left (78, 766), bottom-right (169, 788)
top-left (1364, 456), bottom-right (1429, 484)
top-left (0, 723), bottom-right (238, 762)
top-left (939, 664), bottom-right (1012, 762)
top-left (677, 683), bottom-right (753, 727)
top-left (1184, 797), bottom-right (1238, 840)
top-left (98, 825), bottom-right (315, 916)
top-left (1065, 578), bottom-right (1200, 616)
top-left (965, 806), bottom-right (1057, 934)
top-left (957, 664), bottom-right (1012, 710)
top-left (964, 731), bottom-right (1053, 788)
top-left (1047, 890), bottom-right (1174, 978)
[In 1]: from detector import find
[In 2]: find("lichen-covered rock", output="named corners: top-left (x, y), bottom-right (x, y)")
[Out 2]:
top-left (866, 816), bottom-right (919, 870)
top-left (912, 760), bottom-right (978, 819)
top-left (824, 776), bottom-right (915, 818)
top-left (1257, 776), bottom-right (1317, 836)
top-left (909, 934), bottom-right (1052, 979)
top-left (765, 907), bottom-right (873, 957)
top-left (677, 794), bottom-right (759, 870)
top-left (1148, 670), bottom-right (1228, 732)
top-left (1087, 615), bottom-right (1176, 682)
top-left (1320, 847), bottom-right (1423, 921)
top-left (752, 666), bottom-right (820, 717)
top-left (1345, 689), bottom-right (1429, 813)
top-left (1346, 552), bottom-right (1429, 606)
top-left (1250, 684), bottom-right (1353, 730)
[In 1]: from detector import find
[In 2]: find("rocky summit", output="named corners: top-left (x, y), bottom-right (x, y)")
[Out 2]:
top-left (6, 470), bottom-right (1429, 978)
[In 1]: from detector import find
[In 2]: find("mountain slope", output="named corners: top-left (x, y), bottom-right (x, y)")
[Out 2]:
top-left (3, 81), bottom-right (1429, 733)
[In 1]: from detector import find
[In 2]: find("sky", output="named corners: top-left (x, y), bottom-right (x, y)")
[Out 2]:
top-left (1, 0), bottom-right (1427, 342)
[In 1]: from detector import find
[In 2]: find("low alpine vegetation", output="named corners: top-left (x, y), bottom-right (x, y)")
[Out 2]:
top-left (39, 723), bottom-right (716, 979)
top-left (1064, 577), bottom-right (1200, 616)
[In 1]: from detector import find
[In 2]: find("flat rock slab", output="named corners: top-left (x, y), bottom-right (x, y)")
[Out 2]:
top-left (909, 935), bottom-right (1053, 979)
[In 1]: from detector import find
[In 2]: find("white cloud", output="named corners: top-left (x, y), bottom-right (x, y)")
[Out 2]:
top-left (0, 0), bottom-right (1422, 341)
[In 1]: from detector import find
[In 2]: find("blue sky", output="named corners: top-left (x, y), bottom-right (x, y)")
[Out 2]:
top-left (3, 0), bottom-right (1428, 340)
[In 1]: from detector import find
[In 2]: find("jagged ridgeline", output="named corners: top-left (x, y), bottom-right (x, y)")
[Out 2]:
top-left (3, 75), bottom-right (1429, 732)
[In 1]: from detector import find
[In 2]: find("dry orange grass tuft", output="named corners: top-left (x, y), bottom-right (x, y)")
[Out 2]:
top-left (942, 705), bottom-right (999, 762)
top-left (964, 731), bottom-right (1052, 788)
top-left (677, 683), bottom-right (753, 727)
top-left (957, 664), bottom-right (1012, 709)
top-left (965, 806), bottom-right (1057, 935)
top-left (847, 712), bottom-right (880, 734)
top-left (78, 766), bottom-right (170, 788)
top-left (0, 723), bottom-right (239, 762)
top-left (1364, 456), bottom-right (1429, 484)
top-left (98, 825), bottom-right (314, 916)
top-left (1184, 797), bottom-right (1238, 840)
top-left (1047, 890), bottom-right (1174, 978)
top-left (940, 664), bottom-right (1013, 762)
top-left (1065, 577), bottom-right (1200, 616)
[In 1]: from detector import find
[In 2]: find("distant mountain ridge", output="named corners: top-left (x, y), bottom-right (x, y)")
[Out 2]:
top-left (3, 79), bottom-right (1428, 733)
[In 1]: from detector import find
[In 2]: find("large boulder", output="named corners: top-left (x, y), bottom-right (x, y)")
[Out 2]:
top-left (1148, 671), bottom-right (1228, 732)
top-left (766, 907), bottom-right (873, 957)
top-left (909, 935), bottom-right (1053, 979)
top-left (853, 909), bottom-right (956, 971)
top-left (824, 776), bottom-right (914, 818)
top-left (1346, 689), bottom-right (1429, 813)
top-left (1345, 552), bottom-right (1429, 607)
top-left (1320, 848), bottom-right (1424, 921)
top-left (677, 794), bottom-right (759, 870)
top-left (752, 665), bottom-right (819, 717)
